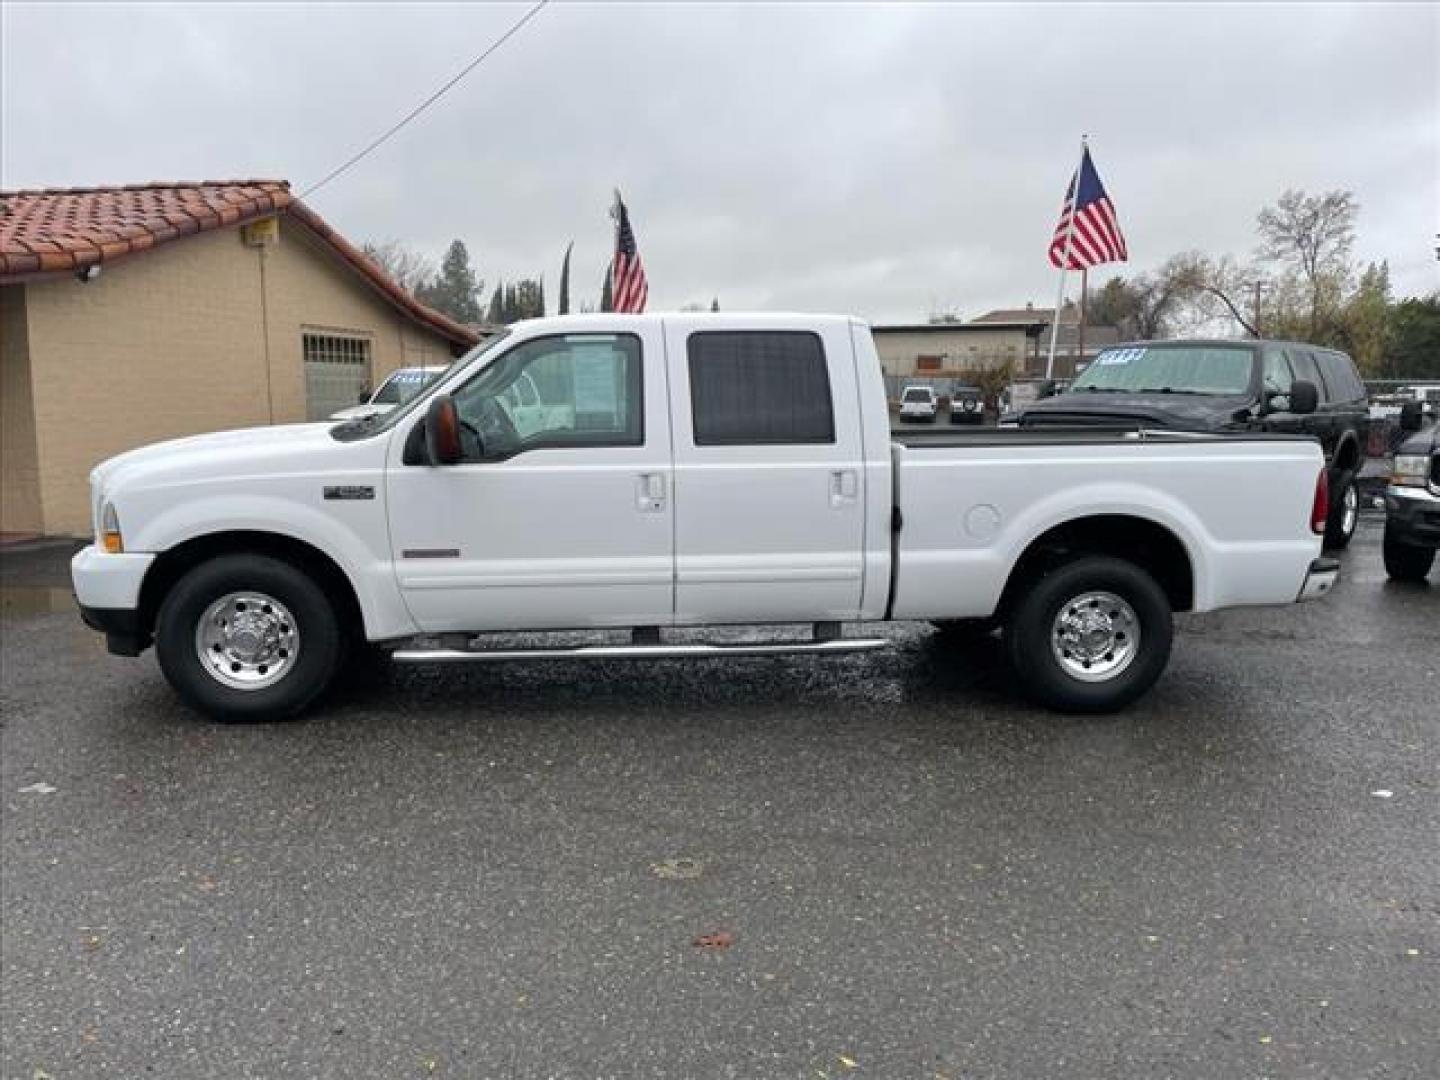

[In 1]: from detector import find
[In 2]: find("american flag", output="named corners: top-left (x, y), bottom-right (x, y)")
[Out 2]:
top-left (610, 192), bottom-right (648, 313)
top-left (1048, 146), bottom-right (1127, 269)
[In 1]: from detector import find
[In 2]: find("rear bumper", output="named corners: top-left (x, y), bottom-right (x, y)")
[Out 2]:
top-left (1297, 557), bottom-right (1340, 602)
top-left (72, 545), bottom-right (155, 656)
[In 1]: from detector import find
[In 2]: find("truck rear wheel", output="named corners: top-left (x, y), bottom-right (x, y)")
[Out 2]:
top-left (155, 554), bottom-right (346, 722)
top-left (1323, 471), bottom-right (1359, 550)
top-left (1004, 556), bottom-right (1173, 714)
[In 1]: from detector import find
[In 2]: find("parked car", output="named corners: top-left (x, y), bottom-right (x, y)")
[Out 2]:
top-left (1009, 339), bottom-right (1369, 549)
top-left (73, 313), bottom-right (1336, 721)
top-left (1382, 400), bottom-right (1439, 582)
top-left (948, 384), bottom-right (984, 425)
top-left (898, 384), bottom-right (939, 423)
top-left (329, 366), bottom-right (447, 421)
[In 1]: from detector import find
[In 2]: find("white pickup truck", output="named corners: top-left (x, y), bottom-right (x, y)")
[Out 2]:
top-left (73, 314), bottom-right (1338, 721)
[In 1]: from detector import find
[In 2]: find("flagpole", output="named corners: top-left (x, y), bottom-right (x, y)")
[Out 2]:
top-left (1044, 136), bottom-right (1089, 382)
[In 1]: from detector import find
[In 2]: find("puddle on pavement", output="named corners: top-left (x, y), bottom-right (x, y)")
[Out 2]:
top-left (1, 585), bottom-right (75, 617)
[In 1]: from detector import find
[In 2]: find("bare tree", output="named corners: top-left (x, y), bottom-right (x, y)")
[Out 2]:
top-left (1160, 251), bottom-right (1260, 337)
top-left (361, 240), bottom-right (437, 297)
top-left (1256, 189), bottom-right (1357, 337)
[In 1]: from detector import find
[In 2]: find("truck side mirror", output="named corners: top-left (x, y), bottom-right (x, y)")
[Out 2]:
top-left (1289, 380), bottom-right (1319, 415)
top-left (425, 395), bottom-right (463, 465)
top-left (1399, 400), bottom-right (1423, 432)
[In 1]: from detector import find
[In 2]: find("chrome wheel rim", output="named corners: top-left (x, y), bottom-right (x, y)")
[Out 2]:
top-left (1051, 590), bottom-right (1140, 683)
top-left (1341, 483), bottom-right (1358, 536)
top-left (194, 591), bottom-right (299, 691)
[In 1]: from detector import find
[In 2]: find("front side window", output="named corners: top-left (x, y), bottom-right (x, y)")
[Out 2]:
top-left (1071, 345), bottom-right (1255, 396)
top-left (450, 333), bottom-right (642, 461)
top-left (688, 331), bottom-right (834, 445)
top-left (1286, 350), bottom-right (1328, 402)
top-left (1262, 349), bottom-right (1294, 394)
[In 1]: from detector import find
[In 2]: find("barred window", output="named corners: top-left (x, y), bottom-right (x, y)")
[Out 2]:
top-left (303, 332), bottom-right (373, 421)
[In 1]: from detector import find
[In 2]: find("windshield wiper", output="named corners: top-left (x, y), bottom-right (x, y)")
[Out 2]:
top-left (1137, 387), bottom-right (1210, 396)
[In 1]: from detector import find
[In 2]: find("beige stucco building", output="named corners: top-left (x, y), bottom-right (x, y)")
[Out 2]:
top-left (1, 181), bottom-right (476, 536)
top-left (872, 321), bottom-right (1046, 380)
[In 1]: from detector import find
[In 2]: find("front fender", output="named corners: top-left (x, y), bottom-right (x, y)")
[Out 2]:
top-left (126, 494), bottom-right (416, 641)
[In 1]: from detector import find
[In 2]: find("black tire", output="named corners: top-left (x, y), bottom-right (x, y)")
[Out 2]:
top-left (1003, 556), bottom-right (1173, 714)
top-left (155, 554), bottom-right (346, 722)
top-left (1323, 471), bottom-right (1359, 550)
top-left (1383, 525), bottom-right (1435, 583)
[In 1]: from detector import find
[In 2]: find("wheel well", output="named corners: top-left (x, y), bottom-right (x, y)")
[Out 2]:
top-left (137, 531), bottom-right (364, 637)
top-left (1332, 434), bottom-right (1361, 474)
top-left (996, 515), bottom-right (1195, 616)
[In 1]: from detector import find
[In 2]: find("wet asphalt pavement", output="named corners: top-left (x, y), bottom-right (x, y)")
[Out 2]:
top-left (2, 519), bottom-right (1436, 1079)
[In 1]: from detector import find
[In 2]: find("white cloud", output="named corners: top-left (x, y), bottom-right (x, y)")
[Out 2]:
top-left (3, 1), bottom-right (1436, 318)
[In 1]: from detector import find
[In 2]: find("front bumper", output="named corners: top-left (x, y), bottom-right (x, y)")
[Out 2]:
top-left (1297, 557), bottom-right (1340, 602)
top-left (1384, 485), bottom-right (1440, 549)
top-left (72, 545), bottom-right (156, 656)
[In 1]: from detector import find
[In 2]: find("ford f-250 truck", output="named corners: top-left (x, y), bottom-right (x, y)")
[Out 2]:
top-left (72, 314), bottom-right (1339, 721)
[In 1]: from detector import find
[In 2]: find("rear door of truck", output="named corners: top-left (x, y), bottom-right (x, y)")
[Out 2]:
top-left (663, 318), bottom-right (868, 624)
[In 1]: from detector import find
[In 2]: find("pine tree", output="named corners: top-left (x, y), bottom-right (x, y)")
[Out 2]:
top-left (600, 262), bottom-right (614, 313)
top-left (710, 297), bottom-right (719, 312)
top-left (421, 240), bottom-right (483, 324)
top-left (559, 242), bottom-right (573, 315)
top-left (486, 282), bottom-right (503, 325)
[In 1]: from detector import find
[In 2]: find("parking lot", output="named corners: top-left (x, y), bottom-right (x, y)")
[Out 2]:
top-left (2, 518), bottom-right (1436, 1079)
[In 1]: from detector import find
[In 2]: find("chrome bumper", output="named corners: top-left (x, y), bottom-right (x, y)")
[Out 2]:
top-left (1297, 556), bottom-right (1340, 602)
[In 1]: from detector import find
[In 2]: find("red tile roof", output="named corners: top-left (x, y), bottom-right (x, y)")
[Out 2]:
top-left (0, 180), bottom-right (478, 348)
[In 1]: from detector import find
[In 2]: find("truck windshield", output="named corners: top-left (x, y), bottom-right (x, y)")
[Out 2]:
top-left (330, 331), bottom-right (512, 441)
top-left (1072, 345), bottom-right (1255, 396)
top-left (903, 389), bottom-right (931, 402)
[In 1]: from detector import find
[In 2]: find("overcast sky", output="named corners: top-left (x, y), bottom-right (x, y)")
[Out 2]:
top-left (3, 2), bottom-right (1436, 321)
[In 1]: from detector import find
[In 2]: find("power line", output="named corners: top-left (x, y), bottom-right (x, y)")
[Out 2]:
top-left (297, 0), bottom-right (551, 202)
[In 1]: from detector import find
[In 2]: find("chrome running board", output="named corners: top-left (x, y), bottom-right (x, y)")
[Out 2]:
top-left (390, 637), bottom-right (889, 664)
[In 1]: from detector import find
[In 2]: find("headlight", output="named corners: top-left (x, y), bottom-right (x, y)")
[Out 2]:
top-left (1391, 455), bottom-right (1430, 488)
top-left (100, 502), bottom-right (124, 554)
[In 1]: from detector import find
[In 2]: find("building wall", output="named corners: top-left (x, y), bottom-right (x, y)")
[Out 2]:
top-left (19, 218), bottom-right (458, 535)
top-left (872, 327), bottom-right (1031, 378)
top-left (0, 285), bottom-right (44, 534)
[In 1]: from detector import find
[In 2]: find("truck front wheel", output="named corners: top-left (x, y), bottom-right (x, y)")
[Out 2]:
top-left (1383, 525), bottom-right (1435, 582)
top-left (1004, 556), bottom-right (1173, 714)
top-left (155, 554), bottom-right (346, 722)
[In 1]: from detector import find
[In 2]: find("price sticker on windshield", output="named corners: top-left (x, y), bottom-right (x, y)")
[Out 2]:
top-left (1098, 348), bottom-right (1145, 366)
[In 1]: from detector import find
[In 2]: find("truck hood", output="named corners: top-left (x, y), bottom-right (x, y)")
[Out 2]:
top-left (92, 422), bottom-right (345, 494)
top-left (1395, 422), bottom-right (1438, 456)
top-left (1017, 391), bottom-right (1251, 430)
top-left (329, 402), bottom-right (397, 421)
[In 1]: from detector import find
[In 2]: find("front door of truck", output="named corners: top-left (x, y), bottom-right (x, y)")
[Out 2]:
top-left (663, 322), bottom-right (867, 624)
top-left (385, 327), bottom-right (674, 632)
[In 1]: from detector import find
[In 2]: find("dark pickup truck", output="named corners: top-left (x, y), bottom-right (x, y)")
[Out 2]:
top-left (1010, 339), bottom-right (1369, 549)
top-left (1383, 401), bottom-right (1439, 581)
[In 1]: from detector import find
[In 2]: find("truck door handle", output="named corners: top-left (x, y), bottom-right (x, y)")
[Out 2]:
top-left (636, 472), bottom-right (666, 513)
top-left (830, 469), bottom-right (858, 507)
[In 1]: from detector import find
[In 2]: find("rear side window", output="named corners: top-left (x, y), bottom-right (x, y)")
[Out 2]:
top-left (1315, 351), bottom-right (1365, 402)
top-left (687, 332), bottom-right (835, 445)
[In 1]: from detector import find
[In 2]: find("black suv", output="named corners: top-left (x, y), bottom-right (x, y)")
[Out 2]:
top-left (1012, 339), bottom-right (1369, 548)
top-left (1382, 400), bottom-right (1439, 582)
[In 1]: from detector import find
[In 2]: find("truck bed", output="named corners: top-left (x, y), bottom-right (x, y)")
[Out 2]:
top-left (890, 427), bottom-right (1317, 449)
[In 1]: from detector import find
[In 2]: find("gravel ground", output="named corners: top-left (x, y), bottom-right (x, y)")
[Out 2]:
top-left (2, 518), bottom-right (1436, 1079)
